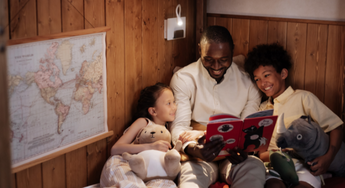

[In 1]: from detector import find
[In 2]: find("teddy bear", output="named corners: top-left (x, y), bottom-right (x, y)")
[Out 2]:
top-left (122, 123), bottom-right (182, 182)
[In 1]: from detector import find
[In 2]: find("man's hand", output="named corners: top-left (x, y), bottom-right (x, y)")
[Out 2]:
top-left (307, 153), bottom-right (332, 176)
top-left (179, 130), bottom-right (205, 144)
top-left (185, 135), bottom-right (225, 162)
top-left (225, 147), bottom-right (248, 165)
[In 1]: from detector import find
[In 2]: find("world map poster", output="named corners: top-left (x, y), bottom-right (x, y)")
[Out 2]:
top-left (7, 32), bottom-right (108, 168)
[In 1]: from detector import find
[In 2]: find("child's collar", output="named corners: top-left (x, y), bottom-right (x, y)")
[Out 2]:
top-left (272, 86), bottom-right (294, 104)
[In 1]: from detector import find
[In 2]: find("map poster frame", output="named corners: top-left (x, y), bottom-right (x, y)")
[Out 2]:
top-left (7, 27), bottom-right (112, 173)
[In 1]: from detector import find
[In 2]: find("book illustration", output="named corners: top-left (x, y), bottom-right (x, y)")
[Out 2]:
top-left (206, 109), bottom-right (277, 156)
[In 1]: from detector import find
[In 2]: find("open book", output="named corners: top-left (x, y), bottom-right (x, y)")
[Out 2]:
top-left (205, 109), bottom-right (277, 156)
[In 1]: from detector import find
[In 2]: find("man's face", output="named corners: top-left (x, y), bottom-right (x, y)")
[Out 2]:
top-left (199, 42), bottom-right (233, 83)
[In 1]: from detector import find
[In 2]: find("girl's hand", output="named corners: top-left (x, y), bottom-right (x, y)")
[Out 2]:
top-left (151, 140), bottom-right (171, 152)
top-left (179, 130), bottom-right (205, 144)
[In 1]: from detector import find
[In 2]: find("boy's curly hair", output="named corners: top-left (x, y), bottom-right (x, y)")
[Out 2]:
top-left (244, 43), bottom-right (292, 81)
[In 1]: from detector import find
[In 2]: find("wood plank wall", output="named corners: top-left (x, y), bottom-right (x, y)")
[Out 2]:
top-left (1, 0), bottom-right (12, 187)
top-left (6, 0), bottom-right (196, 187)
top-left (208, 14), bottom-right (345, 138)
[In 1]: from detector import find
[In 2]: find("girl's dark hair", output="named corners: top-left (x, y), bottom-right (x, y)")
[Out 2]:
top-left (133, 82), bottom-right (172, 121)
top-left (244, 43), bottom-right (292, 81)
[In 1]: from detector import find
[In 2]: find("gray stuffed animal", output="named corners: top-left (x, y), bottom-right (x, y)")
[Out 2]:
top-left (276, 113), bottom-right (345, 177)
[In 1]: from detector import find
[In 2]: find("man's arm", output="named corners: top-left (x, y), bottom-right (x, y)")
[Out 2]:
top-left (240, 83), bottom-right (261, 119)
top-left (170, 72), bottom-right (194, 147)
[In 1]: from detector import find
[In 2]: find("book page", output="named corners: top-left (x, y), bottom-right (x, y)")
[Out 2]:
top-left (238, 115), bottom-right (277, 152)
top-left (209, 118), bottom-right (240, 123)
top-left (245, 109), bottom-right (273, 119)
top-left (206, 120), bottom-right (243, 156)
top-left (209, 113), bottom-right (239, 121)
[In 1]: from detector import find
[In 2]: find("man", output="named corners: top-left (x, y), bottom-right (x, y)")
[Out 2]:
top-left (170, 26), bottom-right (266, 188)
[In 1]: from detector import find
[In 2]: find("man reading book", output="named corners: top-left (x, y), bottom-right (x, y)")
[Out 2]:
top-left (170, 26), bottom-right (266, 188)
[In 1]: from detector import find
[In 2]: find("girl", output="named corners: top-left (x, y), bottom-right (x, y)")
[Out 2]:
top-left (100, 83), bottom-right (178, 188)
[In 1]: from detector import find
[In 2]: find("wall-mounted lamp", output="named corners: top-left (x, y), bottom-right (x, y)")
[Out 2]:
top-left (164, 4), bottom-right (186, 41)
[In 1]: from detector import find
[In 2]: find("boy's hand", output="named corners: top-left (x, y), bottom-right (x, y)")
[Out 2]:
top-left (226, 147), bottom-right (248, 165)
top-left (151, 140), bottom-right (171, 152)
top-left (308, 154), bottom-right (332, 176)
top-left (178, 130), bottom-right (204, 144)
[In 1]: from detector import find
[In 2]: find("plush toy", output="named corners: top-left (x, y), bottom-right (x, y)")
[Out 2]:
top-left (276, 113), bottom-right (345, 177)
top-left (122, 123), bottom-right (182, 182)
top-left (267, 150), bottom-right (299, 185)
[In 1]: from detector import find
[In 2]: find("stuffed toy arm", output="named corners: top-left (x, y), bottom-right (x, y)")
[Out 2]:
top-left (267, 150), bottom-right (299, 186)
top-left (122, 140), bottom-right (182, 182)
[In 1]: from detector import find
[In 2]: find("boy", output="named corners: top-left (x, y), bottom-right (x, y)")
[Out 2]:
top-left (244, 43), bottom-right (344, 188)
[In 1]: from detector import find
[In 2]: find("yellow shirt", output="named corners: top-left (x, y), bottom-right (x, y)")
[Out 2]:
top-left (260, 86), bottom-right (343, 150)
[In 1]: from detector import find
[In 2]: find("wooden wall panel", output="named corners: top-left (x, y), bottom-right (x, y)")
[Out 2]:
top-left (37, 0), bottom-right (61, 35)
top-left (85, 0), bottom-right (105, 29)
top-left (208, 16), bottom-right (216, 26)
top-left (42, 155), bottom-right (65, 188)
top-left (324, 25), bottom-right (345, 116)
top-left (185, 0), bottom-right (197, 65)
top-left (215, 17), bottom-right (229, 29)
top-left (1, 0), bottom-right (12, 187)
top-left (124, 0), bottom-right (142, 126)
top-left (62, 0), bottom-right (84, 32)
top-left (3, 0), bottom-right (9, 39)
top-left (267, 21), bottom-right (287, 48)
top-left (286, 22), bottom-right (307, 90)
top-left (142, 0), bottom-right (159, 87)
top-left (157, 0), bottom-right (173, 84)
top-left (10, 0), bottom-right (37, 39)
top-left (66, 147), bottom-right (87, 188)
top-left (17, 165), bottom-right (42, 188)
top-left (249, 20), bottom-right (268, 51)
top-left (87, 139), bottom-right (107, 185)
top-left (106, 0), bottom-right (125, 147)
top-left (12, 174), bottom-right (16, 188)
top-left (195, 0), bottom-right (207, 60)
top-left (304, 24), bottom-right (328, 102)
top-left (231, 18), bottom-right (250, 56)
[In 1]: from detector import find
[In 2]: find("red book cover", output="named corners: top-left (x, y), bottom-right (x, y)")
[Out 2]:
top-left (205, 109), bottom-right (277, 156)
